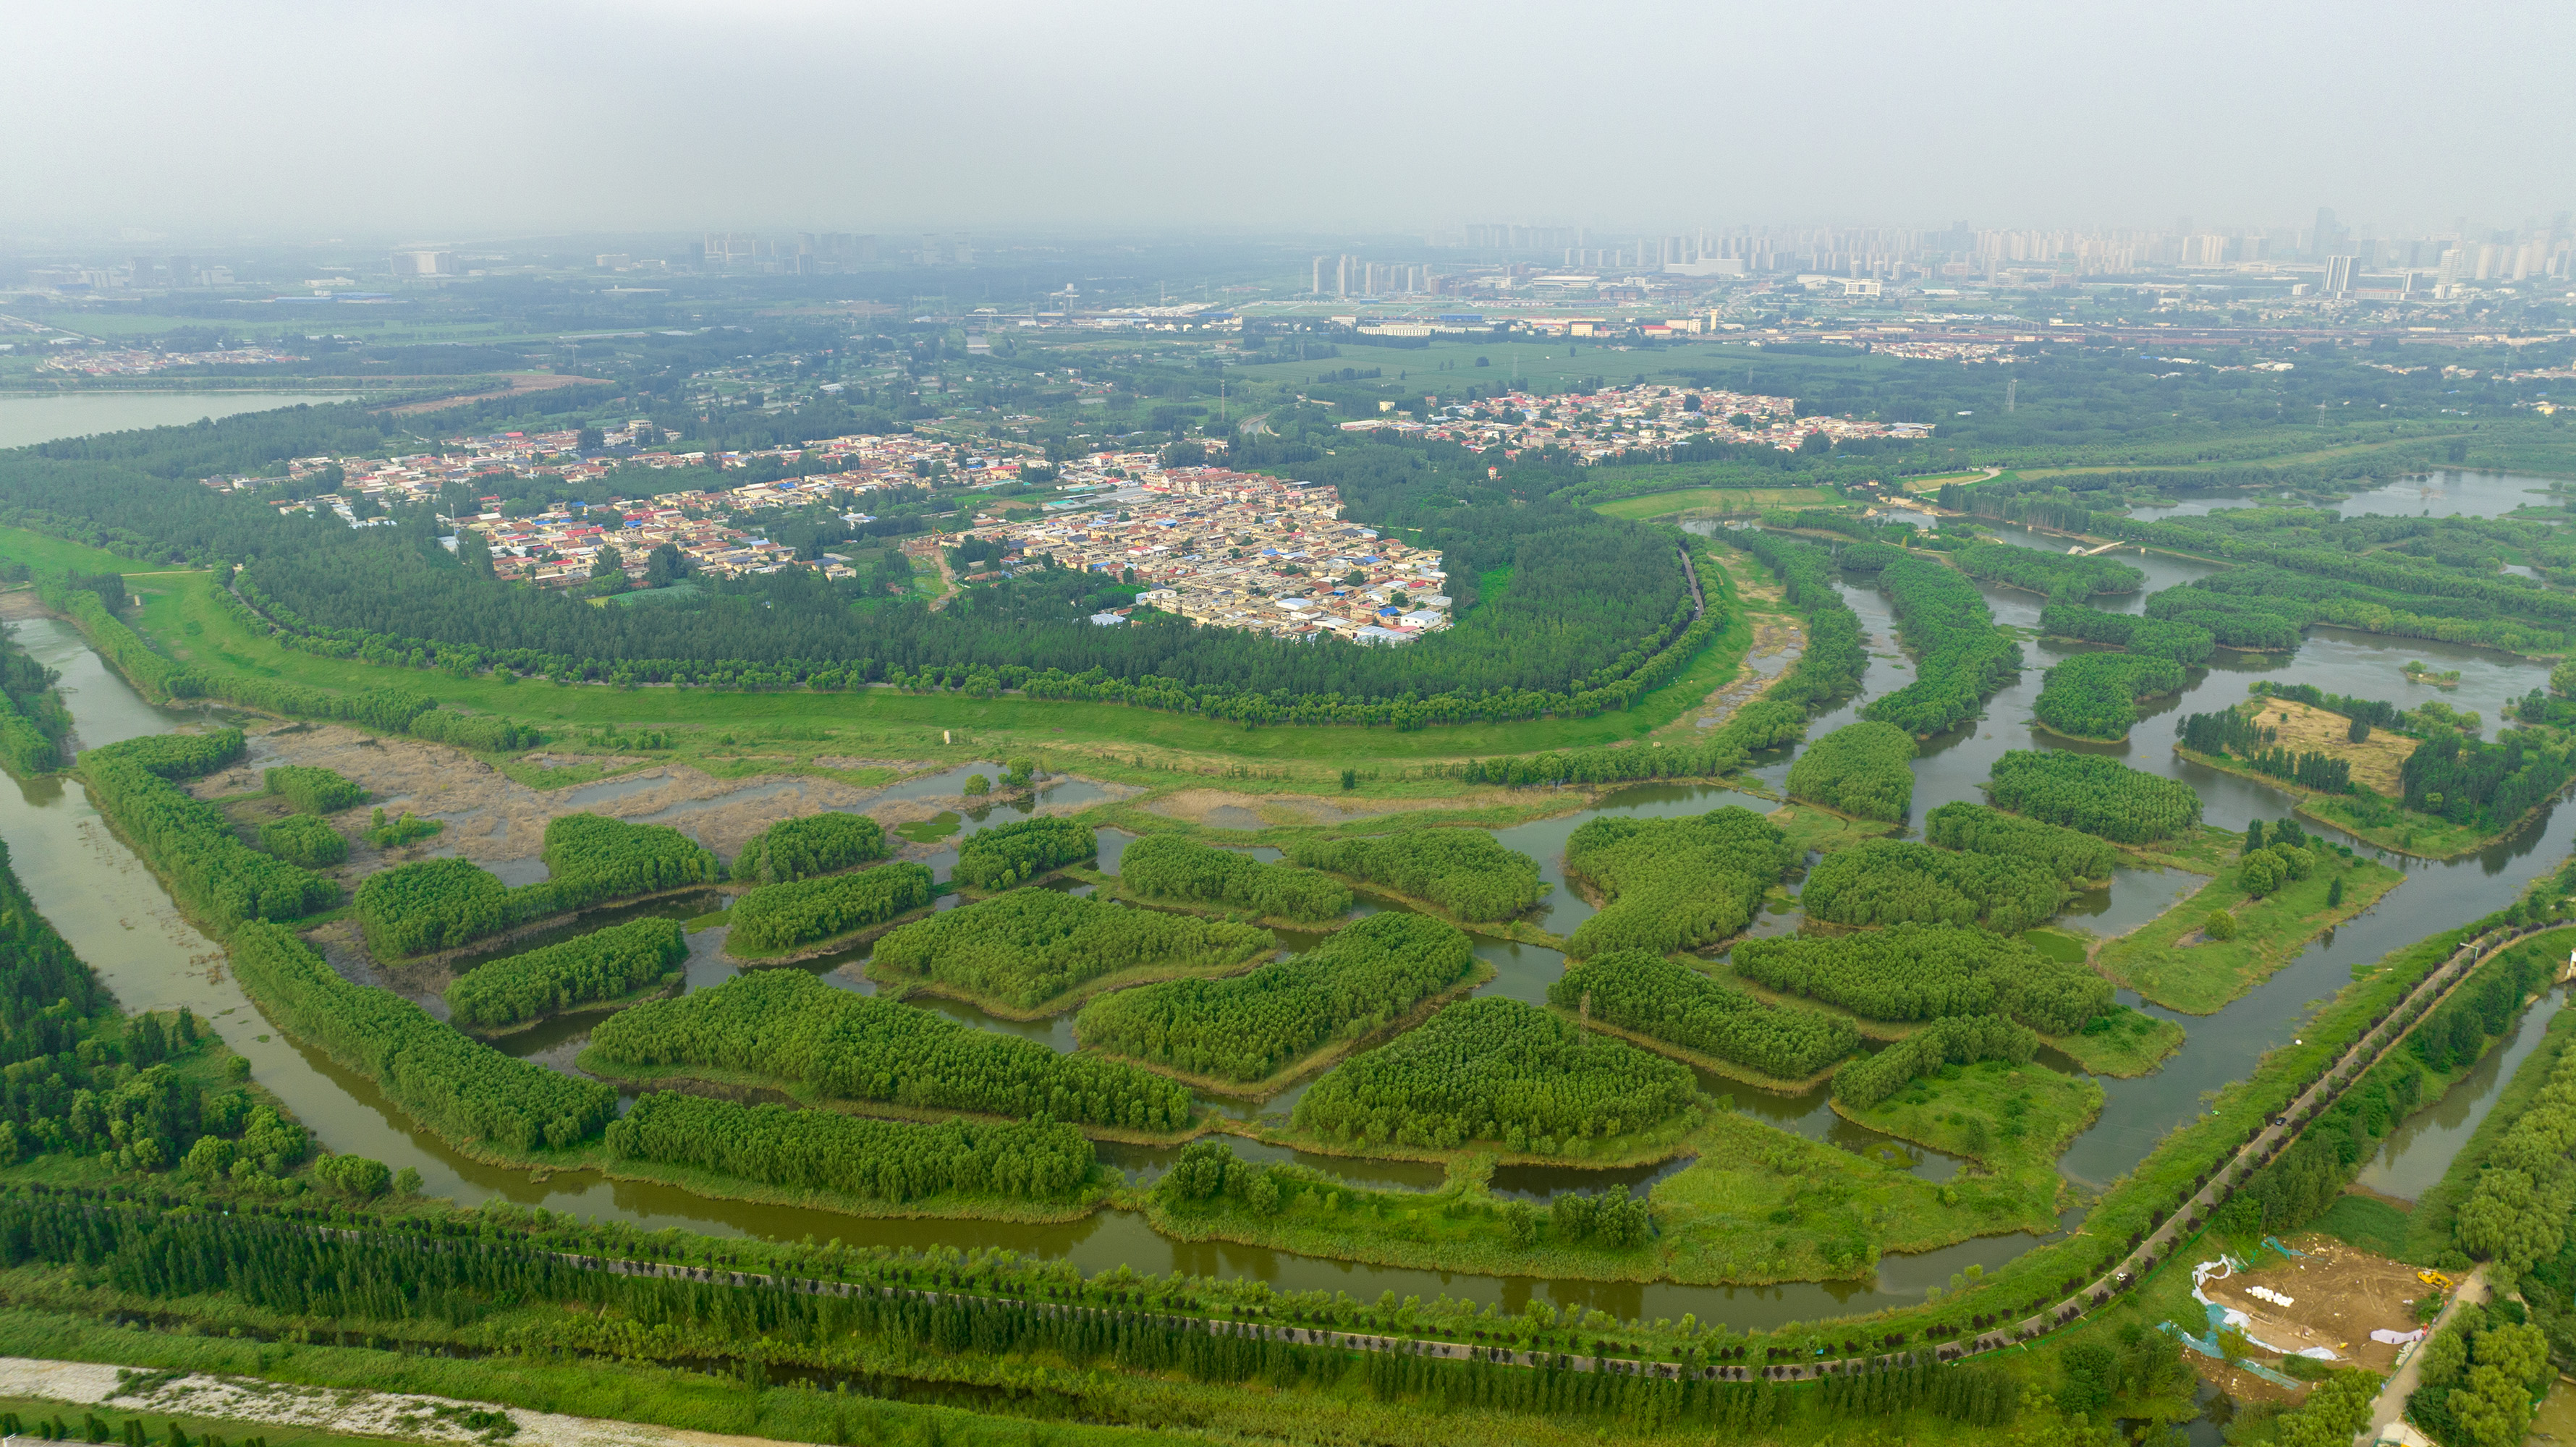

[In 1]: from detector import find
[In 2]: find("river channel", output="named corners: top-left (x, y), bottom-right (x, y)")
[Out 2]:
top-left (1, 472), bottom-right (2567, 1330)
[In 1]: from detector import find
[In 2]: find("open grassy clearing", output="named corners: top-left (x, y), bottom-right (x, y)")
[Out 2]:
top-left (2092, 851), bottom-right (2406, 1014)
top-left (1650, 1110), bottom-right (2062, 1283)
top-left (1834, 1058), bottom-right (2102, 1174)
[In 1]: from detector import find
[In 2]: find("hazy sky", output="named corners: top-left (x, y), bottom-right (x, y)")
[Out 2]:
top-left (8, 0), bottom-right (2571, 240)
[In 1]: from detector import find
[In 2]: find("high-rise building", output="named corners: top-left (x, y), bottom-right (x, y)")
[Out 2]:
top-left (1311, 256), bottom-right (1328, 294)
top-left (2311, 206), bottom-right (2341, 260)
top-left (2321, 255), bottom-right (2354, 294)
top-left (390, 249), bottom-right (456, 277)
top-left (165, 255), bottom-right (193, 287)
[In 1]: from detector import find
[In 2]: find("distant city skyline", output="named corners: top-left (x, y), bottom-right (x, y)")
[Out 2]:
top-left (3, 1), bottom-right (2570, 235)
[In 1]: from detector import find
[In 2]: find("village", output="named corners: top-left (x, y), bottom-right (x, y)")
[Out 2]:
top-left (958, 465), bottom-right (1452, 643)
top-left (1342, 381), bottom-right (1935, 460)
top-left (199, 423), bottom-right (1031, 589)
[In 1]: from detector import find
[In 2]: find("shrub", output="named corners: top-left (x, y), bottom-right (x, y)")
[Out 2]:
top-left (1786, 721), bottom-right (1917, 821)
top-left (263, 765), bottom-right (363, 815)
top-left (312, 1153), bottom-right (393, 1200)
top-left (2203, 910), bottom-right (2239, 941)
top-left (256, 814), bottom-right (348, 869)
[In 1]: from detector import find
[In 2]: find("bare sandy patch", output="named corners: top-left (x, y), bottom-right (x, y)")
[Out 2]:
top-left (198, 723), bottom-right (1126, 876)
top-left (2239, 698), bottom-right (2418, 797)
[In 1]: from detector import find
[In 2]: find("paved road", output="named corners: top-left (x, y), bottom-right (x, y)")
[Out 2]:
top-left (2354, 1267), bottom-right (2486, 1446)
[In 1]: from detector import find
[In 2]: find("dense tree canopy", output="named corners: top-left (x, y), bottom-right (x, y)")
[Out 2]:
top-left (1291, 997), bottom-right (1698, 1155)
top-left (1561, 807), bottom-right (1795, 959)
top-left (1289, 828), bottom-right (1546, 922)
top-left (585, 969), bottom-right (1193, 1132)
top-left (1075, 912), bottom-right (1475, 1083)
top-left (871, 887), bottom-right (1275, 1011)
top-left (1984, 750), bottom-right (2203, 844)
top-left (1732, 924), bottom-right (2111, 1036)
top-left (1548, 949), bottom-right (1857, 1081)
top-left (1115, 834), bottom-right (1352, 923)
top-left (1785, 721), bottom-right (1917, 821)
top-left (1800, 838), bottom-right (2066, 934)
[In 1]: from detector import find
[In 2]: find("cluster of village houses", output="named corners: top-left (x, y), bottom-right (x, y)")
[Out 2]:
top-left (1336, 382), bottom-right (1933, 460)
top-left (958, 466), bottom-right (1449, 642)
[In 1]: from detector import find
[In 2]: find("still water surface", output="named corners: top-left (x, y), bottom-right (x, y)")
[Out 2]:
top-left (0, 392), bottom-right (357, 449)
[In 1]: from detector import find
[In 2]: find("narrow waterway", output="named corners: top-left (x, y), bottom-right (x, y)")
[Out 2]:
top-left (2355, 985), bottom-right (2568, 1202)
top-left (4, 480), bottom-right (2569, 1329)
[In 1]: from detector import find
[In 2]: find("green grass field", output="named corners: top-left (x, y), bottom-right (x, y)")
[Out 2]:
top-left (2093, 852), bottom-right (2405, 1014)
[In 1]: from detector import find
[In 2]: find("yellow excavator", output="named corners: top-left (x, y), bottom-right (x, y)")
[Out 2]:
top-left (2418, 1269), bottom-right (2454, 1291)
